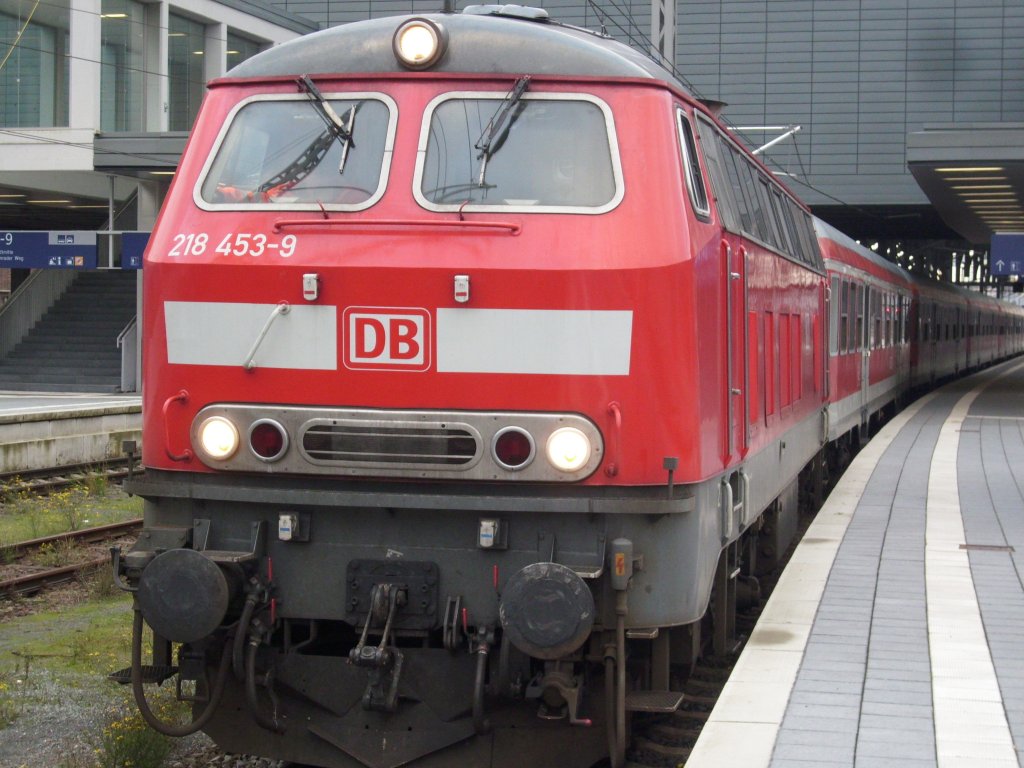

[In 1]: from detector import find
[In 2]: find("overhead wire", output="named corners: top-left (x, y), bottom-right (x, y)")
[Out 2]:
top-left (0, 0), bottom-right (41, 74)
top-left (575, 0), bottom-right (889, 220)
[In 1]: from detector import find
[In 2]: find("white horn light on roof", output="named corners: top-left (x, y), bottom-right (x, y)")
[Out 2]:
top-left (393, 18), bottom-right (447, 69)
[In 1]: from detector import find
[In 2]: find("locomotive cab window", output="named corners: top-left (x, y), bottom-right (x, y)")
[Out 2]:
top-left (415, 92), bottom-right (623, 213)
top-left (196, 93), bottom-right (397, 211)
top-left (676, 109), bottom-right (709, 218)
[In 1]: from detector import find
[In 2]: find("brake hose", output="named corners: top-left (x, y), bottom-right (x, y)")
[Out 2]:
top-left (130, 609), bottom-right (232, 737)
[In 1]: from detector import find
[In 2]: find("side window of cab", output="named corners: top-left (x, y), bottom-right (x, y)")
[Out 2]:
top-left (676, 109), bottom-right (710, 220)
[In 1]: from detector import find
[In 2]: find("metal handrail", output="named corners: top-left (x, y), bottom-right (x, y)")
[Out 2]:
top-left (117, 315), bottom-right (139, 392)
top-left (117, 315), bottom-right (138, 348)
top-left (0, 269), bottom-right (77, 359)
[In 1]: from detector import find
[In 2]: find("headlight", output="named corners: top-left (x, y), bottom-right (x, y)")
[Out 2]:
top-left (393, 18), bottom-right (447, 70)
top-left (546, 427), bottom-right (591, 473)
top-left (198, 416), bottom-right (239, 460)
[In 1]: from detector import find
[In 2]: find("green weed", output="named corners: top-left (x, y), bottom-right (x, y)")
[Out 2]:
top-left (94, 698), bottom-right (178, 768)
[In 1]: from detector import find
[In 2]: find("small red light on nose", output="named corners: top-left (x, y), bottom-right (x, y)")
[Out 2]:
top-left (493, 428), bottom-right (534, 469)
top-left (250, 420), bottom-right (287, 461)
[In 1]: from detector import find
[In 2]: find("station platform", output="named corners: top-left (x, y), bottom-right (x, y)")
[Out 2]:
top-left (0, 392), bottom-right (141, 474)
top-left (0, 392), bottom-right (140, 418)
top-left (686, 357), bottom-right (1024, 768)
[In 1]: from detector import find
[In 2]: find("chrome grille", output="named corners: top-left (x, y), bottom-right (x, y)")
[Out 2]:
top-left (301, 421), bottom-right (479, 468)
top-left (190, 405), bottom-right (602, 481)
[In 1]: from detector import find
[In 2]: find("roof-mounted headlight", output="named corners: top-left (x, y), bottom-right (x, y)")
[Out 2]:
top-left (393, 18), bottom-right (447, 70)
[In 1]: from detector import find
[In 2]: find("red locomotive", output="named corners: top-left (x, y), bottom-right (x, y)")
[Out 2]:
top-left (112, 7), bottom-right (1024, 768)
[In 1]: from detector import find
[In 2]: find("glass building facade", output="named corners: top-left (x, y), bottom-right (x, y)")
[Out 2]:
top-left (168, 12), bottom-right (206, 131)
top-left (0, 0), bottom-right (69, 127)
top-left (100, 0), bottom-right (145, 131)
top-left (226, 30), bottom-right (262, 71)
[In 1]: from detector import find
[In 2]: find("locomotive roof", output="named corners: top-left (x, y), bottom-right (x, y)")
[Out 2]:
top-left (226, 7), bottom-right (691, 94)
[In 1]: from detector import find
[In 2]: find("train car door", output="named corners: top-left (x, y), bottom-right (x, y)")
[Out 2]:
top-left (860, 284), bottom-right (871, 430)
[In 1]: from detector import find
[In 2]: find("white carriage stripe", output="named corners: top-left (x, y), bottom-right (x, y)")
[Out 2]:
top-left (436, 308), bottom-right (633, 376)
top-left (163, 303), bottom-right (632, 375)
top-left (686, 391), bottom-right (938, 767)
top-left (164, 301), bottom-right (338, 370)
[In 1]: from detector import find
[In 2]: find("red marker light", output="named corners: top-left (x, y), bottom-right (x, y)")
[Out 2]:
top-left (492, 427), bottom-right (535, 470)
top-left (249, 420), bottom-right (288, 462)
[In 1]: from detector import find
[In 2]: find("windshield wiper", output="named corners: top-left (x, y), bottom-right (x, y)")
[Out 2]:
top-left (258, 130), bottom-right (334, 197)
top-left (298, 74), bottom-right (358, 174)
top-left (474, 75), bottom-right (531, 187)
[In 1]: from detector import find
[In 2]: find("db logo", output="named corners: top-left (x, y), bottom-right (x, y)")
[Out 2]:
top-left (344, 308), bottom-right (431, 371)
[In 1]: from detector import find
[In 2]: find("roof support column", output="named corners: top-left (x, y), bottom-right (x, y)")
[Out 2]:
top-left (69, 0), bottom-right (101, 130)
top-left (145, 1), bottom-right (169, 132)
top-left (651, 0), bottom-right (675, 70)
top-left (205, 22), bottom-right (228, 82)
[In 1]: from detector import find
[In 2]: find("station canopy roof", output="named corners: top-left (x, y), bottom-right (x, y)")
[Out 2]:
top-left (907, 123), bottom-right (1024, 245)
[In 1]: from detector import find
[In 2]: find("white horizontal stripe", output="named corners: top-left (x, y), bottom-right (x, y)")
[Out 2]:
top-left (928, 362), bottom-right (1022, 768)
top-left (165, 302), bottom-right (337, 370)
top-left (437, 309), bottom-right (632, 375)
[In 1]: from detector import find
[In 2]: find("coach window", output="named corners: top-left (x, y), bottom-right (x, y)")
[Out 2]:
top-left (416, 93), bottom-right (622, 213)
top-left (829, 276), bottom-right (840, 355)
top-left (878, 292), bottom-right (885, 348)
top-left (197, 93), bottom-right (397, 211)
top-left (881, 293), bottom-right (887, 347)
top-left (839, 279), bottom-right (849, 353)
top-left (855, 283), bottom-right (864, 351)
top-left (677, 110), bottom-right (709, 218)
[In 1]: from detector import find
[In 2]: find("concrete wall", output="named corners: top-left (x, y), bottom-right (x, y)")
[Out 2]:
top-left (0, 403), bottom-right (141, 475)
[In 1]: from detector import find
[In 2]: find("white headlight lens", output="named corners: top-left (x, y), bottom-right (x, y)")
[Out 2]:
top-left (546, 428), bottom-right (592, 473)
top-left (199, 416), bottom-right (239, 460)
top-left (393, 19), bottom-right (446, 69)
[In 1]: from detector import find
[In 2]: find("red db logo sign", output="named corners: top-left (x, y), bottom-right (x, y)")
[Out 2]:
top-left (344, 308), bottom-right (430, 371)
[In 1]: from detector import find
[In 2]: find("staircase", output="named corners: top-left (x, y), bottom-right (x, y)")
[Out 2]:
top-left (0, 271), bottom-right (138, 393)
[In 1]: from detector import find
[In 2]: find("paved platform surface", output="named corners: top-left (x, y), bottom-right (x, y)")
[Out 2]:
top-left (687, 358), bottom-right (1024, 768)
top-left (0, 392), bottom-right (140, 417)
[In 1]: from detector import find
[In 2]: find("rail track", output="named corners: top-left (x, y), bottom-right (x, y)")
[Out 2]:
top-left (0, 518), bottom-right (142, 598)
top-left (0, 456), bottom-right (142, 498)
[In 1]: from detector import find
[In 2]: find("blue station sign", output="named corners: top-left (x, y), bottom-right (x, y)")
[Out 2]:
top-left (121, 232), bottom-right (150, 269)
top-left (990, 233), bottom-right (1024, 277)
top-left (0, 231), bottom-right (98, 269)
